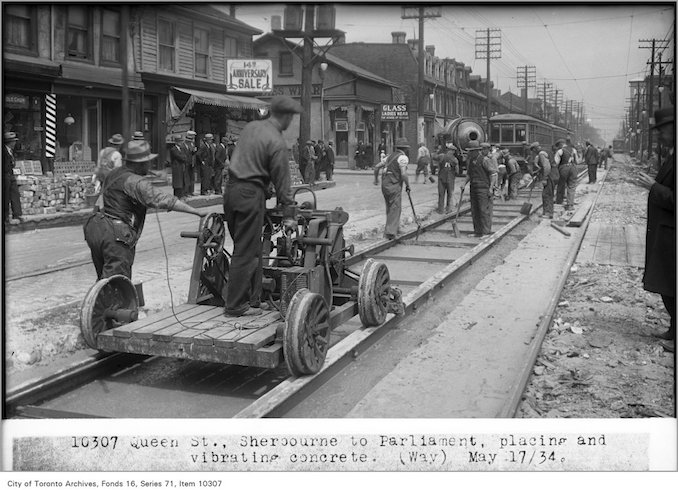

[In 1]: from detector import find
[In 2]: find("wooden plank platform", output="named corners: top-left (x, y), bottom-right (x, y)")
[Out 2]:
top-left (567, 202), bottom-right (592, 227)
top-left (577, 222), bottom-right (646, 267)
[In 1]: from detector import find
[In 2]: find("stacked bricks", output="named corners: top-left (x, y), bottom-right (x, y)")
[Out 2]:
top-left (15, 174), bottom-right (96, 214)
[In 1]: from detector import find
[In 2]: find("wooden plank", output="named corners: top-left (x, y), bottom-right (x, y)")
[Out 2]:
top-left (576, 222), bottom-right (599, 263)
top-left (608, 225), bottom-right (628, 265)
top-left (624, 224), bottom-right (646, 268)
top-left (193, 324), bottom-right (238, 346)
top-left (233, 324), bottom-right (278, 351)
top-left (132, 305), bottom-right (221, 340)
top-left (371, 244), bottom-right (467, 262)
top-left (112, 303), bottom-right (201, 337)
top-left (591, 224), bottom-right (613, 264)
top-left (367, 254), bottom-right (452, 264)
top-left (151, 307), bottom-right (230, 342)
top-left (567, 202), bottom-right (592, 227)
top-left (213, 311), bottom-right (282, 348)
top-left (401, 238), bottom-right (480, 247)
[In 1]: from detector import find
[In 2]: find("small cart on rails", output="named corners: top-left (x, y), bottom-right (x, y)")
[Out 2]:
top-left (80, 187), bottom-right (404, 376)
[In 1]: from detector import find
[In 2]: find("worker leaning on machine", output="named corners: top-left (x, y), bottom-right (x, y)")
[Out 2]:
top-left (83, 140), bottom-right (210, 281)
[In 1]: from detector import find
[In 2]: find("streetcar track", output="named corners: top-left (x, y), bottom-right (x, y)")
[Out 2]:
top-left (7, 170), bottom-right (592, 419)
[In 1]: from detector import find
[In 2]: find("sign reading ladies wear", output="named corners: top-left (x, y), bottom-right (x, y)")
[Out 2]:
top-left (227, 59), bottom-right (272, 92)
top-left (381, 103), bottom-right (409, 121)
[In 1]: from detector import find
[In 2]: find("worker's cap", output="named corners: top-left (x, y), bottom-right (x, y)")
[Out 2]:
top-left (501, 148), bottom-right (510, 154)
top-left (465, 140), bottom-right (481, 151)
top-left (555, 139), bottom-right (566, 146)
top-left (480, 142), bottom-right (491, 150)
top-left (306, 140), bottom-right (314, 145)
top-left (204, 133), bottom-right (214, 140)
top-left (108, 133), bottom-right (124, 145)
top-left (173, 134), bottom-right (183, 142)
top-left (395, 137), bottom-right (410, 149)
top-left (445, 142), bottom-right (456, 149)
top-left (124, 141), bottom-right (157, 163)
top-left (3, 131), bottom-right (18, 142)
top-left (185, 130), bottom-right (196, 141)
top-left (530, 141), bottom-right (541, 150)
top-left (651, 106), bottom-right (674, 129)
top-left (132, 131), bottom-right (145, 140)
top-left (270, 95), bottom-right (304, 114)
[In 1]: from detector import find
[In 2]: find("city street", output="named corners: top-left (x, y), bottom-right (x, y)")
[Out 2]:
top-left (5, 171), bottom-right (446, 371)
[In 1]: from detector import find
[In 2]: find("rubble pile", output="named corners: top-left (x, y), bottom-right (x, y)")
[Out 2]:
top-left (15, 173), bottom-right (96, 214)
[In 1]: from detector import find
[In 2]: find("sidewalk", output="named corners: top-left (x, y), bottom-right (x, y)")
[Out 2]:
top-left (4, 171), bottom-right (336, 233)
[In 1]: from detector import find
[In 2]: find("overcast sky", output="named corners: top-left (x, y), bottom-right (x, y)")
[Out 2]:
top-left (231, 2), bottom-right (674, 143)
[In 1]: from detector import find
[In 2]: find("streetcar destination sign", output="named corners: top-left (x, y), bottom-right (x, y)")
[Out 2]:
top-left (381, 103), bottom-right (409, 120)
top-left (227, 59), bottom-right (272, 92)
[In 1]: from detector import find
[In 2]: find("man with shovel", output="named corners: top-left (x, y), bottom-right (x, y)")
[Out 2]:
top-left (374, 137), bottom-right (411, 240)
top-left (460, 141), bottom-right (498, 237)
top-left (531, 141), bottom-right (559, 219)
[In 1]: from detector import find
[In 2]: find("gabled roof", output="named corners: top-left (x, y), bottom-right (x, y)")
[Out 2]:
top-left (253, 34), bottom-right (400, 88)
top-left (176, 5), bottom-right (263, 35)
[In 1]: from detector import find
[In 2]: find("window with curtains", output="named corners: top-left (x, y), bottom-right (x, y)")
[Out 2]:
top-left (4, 4), bottom-right (36, 53)
top-left (101, 8), bottom-right (121, 64)
top-left (158, 18), bottom-right (176, 71)
top-left (194, 27), bottom-right (209, 77)
top-left (67, 5), bottom-right (91, 60)
top-left (279, 52), bottom-right (293, 76)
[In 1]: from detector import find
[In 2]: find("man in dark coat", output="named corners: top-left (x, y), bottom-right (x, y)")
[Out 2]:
top-left (436, 142), bottom-right (459, 213)
top-left (215, 136), bottom-right (229, 194)
top-left (584, 140), bottom-right (598, 184)
top-left (638, 106), bottom-right (675, 352)
top-left (197, 133), bottom-right (216, 195)
top-left (461, 141), bottom-right (498, 236)
top-left (373, 138), bottom-right (411, 239)
top-left (324, 141), bottom-right (335, 181)
top-left (3, 131), bottom-right (23, 223)
top-left (531, 141), bottom-right (559, 219)
top-left (169, 134), bottom-right (187, 198)
top-left (183, 130), bottom-right (197, 197)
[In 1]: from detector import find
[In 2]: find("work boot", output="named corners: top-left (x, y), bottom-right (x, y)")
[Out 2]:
top-left (429, 176), bottom-right (435, 183)
top-left (223, 306), bottom-right (263, 318)
top-left (653, 329), bottom-right (675, 341)
top-left (659, 339), bottom-right (675, 353)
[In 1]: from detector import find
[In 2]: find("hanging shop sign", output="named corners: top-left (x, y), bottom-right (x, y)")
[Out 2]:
top-left (381, 103), bottom-right (409, 121)
top-left (227, 59), bottom-right (272, 92)
top-left (5, 93), bottom-right (29, 109)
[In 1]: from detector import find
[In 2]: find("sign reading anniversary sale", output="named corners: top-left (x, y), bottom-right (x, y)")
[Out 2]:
top-left (381, 103), bottom-right (409, 121)
top-left (227, 59), bottom-right (272, 92)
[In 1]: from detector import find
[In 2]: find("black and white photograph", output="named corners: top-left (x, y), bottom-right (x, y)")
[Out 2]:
top-left (2, 0), bottom-right (676, 479)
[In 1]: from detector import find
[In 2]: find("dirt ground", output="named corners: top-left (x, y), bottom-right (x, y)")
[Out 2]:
top-left (517, 157), bottom-right (675, 418)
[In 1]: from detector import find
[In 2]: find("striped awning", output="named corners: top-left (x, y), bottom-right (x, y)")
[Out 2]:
top-left (172, 87), bottom-right (268, 112)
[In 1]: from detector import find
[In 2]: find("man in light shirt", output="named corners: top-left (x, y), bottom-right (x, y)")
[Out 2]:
top-left (374, 138), bottom-right (412, 239)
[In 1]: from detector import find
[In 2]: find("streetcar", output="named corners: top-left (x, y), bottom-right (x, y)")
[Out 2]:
top-left (489, 113), bottom-right (572, 167)
top-left (612, 138), bottom-right (626, 154)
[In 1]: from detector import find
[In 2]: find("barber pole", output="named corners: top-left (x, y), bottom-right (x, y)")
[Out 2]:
top-left (45, 93), bottom-right (57, 158)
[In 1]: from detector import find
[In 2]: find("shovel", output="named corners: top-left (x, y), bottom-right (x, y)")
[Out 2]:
top-left (451, 187), bottom-right (465, 237)
top-left (519, 173), bottom-right (538, 215)
top-left (406, 187), bottom-right (422, 241)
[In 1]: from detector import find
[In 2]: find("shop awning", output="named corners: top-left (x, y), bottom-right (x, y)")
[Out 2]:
top-left (171, 87), bottom-right (268, 112)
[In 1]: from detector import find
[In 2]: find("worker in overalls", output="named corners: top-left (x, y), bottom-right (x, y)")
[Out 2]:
top-left (436, 142), bottom-right (459, 213)
top-left (461, 141), bottom-right (498, 237)
top-left (373, 137), bottom-right (411, 240)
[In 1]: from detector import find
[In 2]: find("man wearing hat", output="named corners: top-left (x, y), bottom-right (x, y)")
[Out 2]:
top-left (84, 140), bottom-right (209, 280)
top-left (215, 136), bottom-right (230, 194)
top-left (531, 141), bottom-right (558, 219)
top-left (325, 141), bottom-right (335, 181)
top-left (373, 137), bottom-right (412, 239)
top-left (132, 131), bottom-right (145, 141)
top-left (503, 148), bottom-right (521, 200)
top-left (300, 139), bottom-right (317, 184)
top-left (183, 130), bottom-right (198, 197)
top-left (223, 95), bottom-right (302, 317)
top-left (197, 133), bottom-right (216, 195)
top-left (3, 131), bottom-right (23, 223)
top-left (436, 142), bottom-right (459, 213)
top-left (93, 134), bottom-right (124, 194)
top-left (638, 106), bottom-right (675, 352)
top-left (554, 138), bottom-right (577, 210)
top-left (169, 134), bottom-right (188, 198)
top-left (584, 140), bottom-right (598, 184)
top-left (460, 141), bottom-right (498, 236)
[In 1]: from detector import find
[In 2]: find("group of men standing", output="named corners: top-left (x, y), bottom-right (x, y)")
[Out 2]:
top-left (296, 139), bottom-right (335, 185)
top-left (169, 131), bottom-right (236, 199)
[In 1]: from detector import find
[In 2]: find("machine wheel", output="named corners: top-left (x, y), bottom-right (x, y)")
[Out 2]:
top-left (80, 275), bottom-right (139, 349)
top-left (283, 289), bottom-right (331, 376)
top-left (200, 213), bottom-right (226, 259)
top-left (358, 259), bottom-right (390, 327)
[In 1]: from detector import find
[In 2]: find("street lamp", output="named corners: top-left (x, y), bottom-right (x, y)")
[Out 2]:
top-left (319, 61), bottom-right (328, 141)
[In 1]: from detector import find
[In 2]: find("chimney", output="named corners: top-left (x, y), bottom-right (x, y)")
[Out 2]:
top-left (391, 31), bottom-right (406, 44)
top-left (425, 45), bottom-right (435, 56)
top-left (271, 15), bottom-right (281, 31)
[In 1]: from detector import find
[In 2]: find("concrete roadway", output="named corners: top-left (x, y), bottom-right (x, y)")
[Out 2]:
top-left (4, 171), bottom-right (445, 322)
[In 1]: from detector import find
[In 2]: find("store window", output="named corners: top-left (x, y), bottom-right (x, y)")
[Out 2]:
top-left (194, 27), bottom-right (209, 77)
top-left (158, 19), bottom-right (176, 72)
top-left (279, 52), bottom-right (293, 77)
top-left (101, 8), bottom-right (121, 64)
top-left (67, 5), bottom-right (92, 60)
top-left (224, 36), bottom-right (238, 58)
top-left (3, 93), bottom-right (43, 163)
top-left (4, 4), bottom-right (36, 53)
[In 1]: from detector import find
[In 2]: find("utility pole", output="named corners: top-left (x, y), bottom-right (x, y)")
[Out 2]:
top-left (475, 28), bottom-right (501, 133)
top-left (553, 89), bottom-right (561, 126)
top-left (443, 58), bottom-right (449, 125)
top-left (300, 6), bottom-right (315, 148)
top-left (640, 38), bottom-right (670, 155)
top-left (516, 65), bottom-right (536, 115)
top-left (537, 79), bottom-right (552, 121)
top-left (401, 6), bottom-right (441, 144)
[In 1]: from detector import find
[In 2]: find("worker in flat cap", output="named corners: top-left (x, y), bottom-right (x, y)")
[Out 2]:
top-left (554, 138), bottom-right (577, 211)
top-left (460, 140), bottom-right (498, 237)
top-left (84, 140), bottom-right (209, 281)
top-left (502, 147), bottom-right (521, 200)
top-left (3, 131), bottom-right (23, 223)
top-left (223, 95), bottom-right (303, 317)
top-left (638, 106), bottom-right (676, 352)
top-left (436, 141), bottom-right (459, 214)
top-left (300, 139), bottom-right (317, 185)
top-left (584, 140), bottom-right (598, 184)
top-left (530, 141), bottom-right (559, 219)
top-left (373, 137), bottom-right (412, 239)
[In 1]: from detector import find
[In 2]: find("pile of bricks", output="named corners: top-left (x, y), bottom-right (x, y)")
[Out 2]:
top-left (15, 174), bottom-right (96, 215)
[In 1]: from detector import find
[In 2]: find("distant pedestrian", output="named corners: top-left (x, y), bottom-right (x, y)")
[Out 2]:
top-left (503, 148), bottom-right (521, 200)
top-left (584, 140), bottom-right (598, 183)
top-left (169, 134), bottom-right (187, 198)
top-left (216, 136), bottom-right (229, 194)
top-left (325, 141), bottom-right (335, 181)
top-left (84, 141), bottom-right (209, 280)
top-left (183, 130), bottom-right (197, 197)
top-left (3, 131), bottom-right (23, 223)
top-left (415, 142), bottom-right (434, 184)
top-left (437, 142), bottom-right (459, 213)
top-left (300, 140), bottom-right (317, 184)
top-left (132, 131), bottom-right (145, 141)
top-left (373, 137), bottom-right (411, 240)
top-left (531, 141), bottom-right (558, 219)
top-left (315, 140), bottom-right (328, 179)
top-left (638, 106), bottom-right (675, 353)
top-left (554, 139), bottom-right (577, 210)
top-left (197, 133), bottom-right (216, 195)
top-left (461, 141), bottom-right (498, 237)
